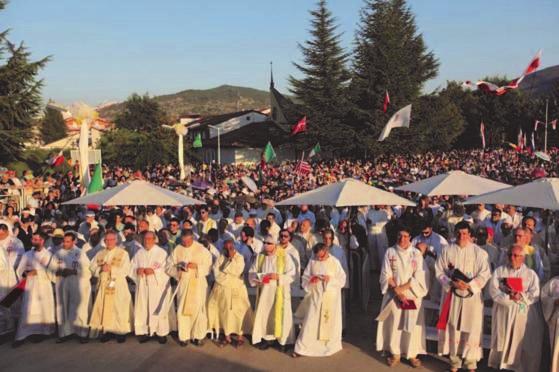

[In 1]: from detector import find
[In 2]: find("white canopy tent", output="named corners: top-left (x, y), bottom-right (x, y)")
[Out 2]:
top-left (395, 170), bottom-right (511, 196)
top-left (464, 177), bottom-right (559, 210)
top-left (62, 180), bottom-right (205, 206)
top-left (276, 178), bottom-right (416, 207)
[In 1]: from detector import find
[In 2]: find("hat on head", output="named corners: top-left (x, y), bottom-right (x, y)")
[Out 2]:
top-left (52, 228), bottom-right (64, 238)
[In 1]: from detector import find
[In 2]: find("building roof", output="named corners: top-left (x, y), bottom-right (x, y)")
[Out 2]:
top-left (203, 119), bottom-right (289, 148)
top-left (519, 65), bottom-right (559, 96)
top-left (186, 110), bottom-right (259, 130)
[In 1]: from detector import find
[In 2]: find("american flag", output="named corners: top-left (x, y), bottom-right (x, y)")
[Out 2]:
top-left (295, 160), bottom-right (311, 176)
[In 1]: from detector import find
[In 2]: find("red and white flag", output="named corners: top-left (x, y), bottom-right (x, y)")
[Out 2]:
top-left (49, 150), bottom-right (65, 167)
top-left (480, 122), bottom-right (486, 149)
top-left (291, 116), bottom-right (307, 135)
top-left (383, 91), bottom-right (390, 113)
top-left (552, 119), bottom-right (557, 130)
top-left (295, 160), bottom-right (311, 176)
top-left (524, 50), bottom-right (542, 75)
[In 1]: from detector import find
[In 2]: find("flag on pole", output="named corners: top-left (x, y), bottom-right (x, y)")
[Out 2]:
top-left (552, 119), bottom-right (557, 130)
top-left (378, 104), bottom-right (412, 142)
top-left (308, 142), bottom-right (321, 158)
top-left (262, 141), bottom-right (276, 163)
top-left (295, 160), bottom-right (311, 176)
top-left (79, 121), bottom-right (90, 188)
top-left (524, 50), bottom-right (542, 75)
top-left (480, 122), bottom-right (486, 149)
top-left (291, 116), bottom-right (307, 135)
top-left (193, 133), bottom-right (203, 148)
top-left (383, 91), bottom-right (390, 112)
top-left (48, 150), bottom-right (65, 167)
top-left (87, 163), bottom-right (103, 194)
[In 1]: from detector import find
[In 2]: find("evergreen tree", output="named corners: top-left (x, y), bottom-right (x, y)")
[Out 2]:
top-left (288, 0), bottom-right (354, 155)
top-left (0, 0), bottom-right (49, 162)
top-left (350, 0), bottom-right (439, 154)
top-left (115, 93), bottom-right (167, 132)
top-left (40, 107), bottom-right (67, 144)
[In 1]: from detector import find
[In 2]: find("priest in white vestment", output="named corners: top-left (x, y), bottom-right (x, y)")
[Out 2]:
top-left (278, 229), bottom-right (302, 296)
top-left (542, 274), bottom-right (559, 372)
top-left (89, 231), bottom-right (133, 343)
top-left (488, 244), bottom-right (540, 371)
top-left (50, 232), bottom-right (91, 342)
top-left (250, 235), bottom-right (296, 351)
top-left (0, 223), bottom-right (25, 274)
top-left (14, 232), bottom-right (55, 345)
top-left (376, 227), bottom-right (427, 368)
top-left (207, 239), bottom-right (252, 346)
top-left (435, 221), bottom-right (491, 372)
top-left (0, 241), bottom-right (17, 335)
top-left (293, 242), bottom-right (346, 357)
top-left (130, 231), bottom-right (171, 343)
top-left (165, 229), bottom-right (212, 346)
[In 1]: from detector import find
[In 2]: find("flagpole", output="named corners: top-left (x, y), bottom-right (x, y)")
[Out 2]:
top-left (545, 98), bottom-right (549, 153)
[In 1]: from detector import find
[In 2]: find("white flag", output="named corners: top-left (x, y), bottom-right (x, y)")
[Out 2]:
top-left (378, 104), bottom-right (412, 141)
top-left (79, 121), bottom-right (90, 188)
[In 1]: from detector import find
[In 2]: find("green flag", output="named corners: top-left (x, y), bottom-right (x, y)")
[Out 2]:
top-left (193, 133), bottom-right (202, 148)
top-left (309, 142), bottom-right (321, 158)
top-left (263, 141), bottom-right (276, 163)
top-left (87, 163), bottom-right (103, 194)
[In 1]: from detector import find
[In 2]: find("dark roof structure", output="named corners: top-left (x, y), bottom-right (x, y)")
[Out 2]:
top-left (204, 119), bottom-right (289, 148)
top-left (519, 65), bottom-right (559, 96)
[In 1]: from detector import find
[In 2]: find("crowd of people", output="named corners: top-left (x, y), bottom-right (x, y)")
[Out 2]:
top-left (0, 146), bottom-right (559, 371)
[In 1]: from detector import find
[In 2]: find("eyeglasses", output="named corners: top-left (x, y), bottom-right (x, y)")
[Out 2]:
top-left (280, 234), bottom-right (290, 238)
top-left (264, 242), bottom-right (274, 245)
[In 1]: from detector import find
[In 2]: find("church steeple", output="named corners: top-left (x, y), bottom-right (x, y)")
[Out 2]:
top-left (269, 61), bottom-right (275, 89)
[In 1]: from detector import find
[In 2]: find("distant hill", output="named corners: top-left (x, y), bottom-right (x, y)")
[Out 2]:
top-left (99, 85), bottom-right (270, 120)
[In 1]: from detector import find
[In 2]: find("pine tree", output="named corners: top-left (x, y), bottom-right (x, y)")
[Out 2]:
top-left (350, 0), bottom-right (439, 154)
top-left (0, 0), bottom-right (49, 162)
top-left (288, 0), bottom-right (354, 156)
top-left (40, 107), bottom-right (67, 144)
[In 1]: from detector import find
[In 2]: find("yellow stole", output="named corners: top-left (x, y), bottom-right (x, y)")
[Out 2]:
top-left (257, 249), bottom-right (285, 338)
top-left (90, 248), bottom-right (125, 330)
top-left (179, 246), bottom-right (200, 316)
top-left (318, 258), bottom-right (336, 341)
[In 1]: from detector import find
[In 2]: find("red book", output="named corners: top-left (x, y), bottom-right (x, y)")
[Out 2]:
top-left (505, 277), bottom-right (523, 292)
top-left (397, 299), bottom-right (417, 310)
top-left (262, 275), bottom-right (271, 284)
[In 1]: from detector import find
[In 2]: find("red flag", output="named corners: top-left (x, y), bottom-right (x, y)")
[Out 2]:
top-left (524, 50), bottom-right (542, 75)
top-left (383, 91), bottom-right (390, 112)
top-left (49, 150), bottom-right (65, 167)
top-left (480, 122), bottom-right (486, 149)
top-left (295, 160), bottom-right (311, 176)
top-left (291, 116), bottom-right (307, 135)
top-left (0, 279), bottom-right (26, 308)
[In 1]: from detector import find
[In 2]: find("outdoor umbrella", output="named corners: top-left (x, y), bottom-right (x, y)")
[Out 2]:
top-left (395, 170), bottom-right (510, 196)
top-left (276, 178), bottom-right (416, 207)
top-left (464, 177), bottom-right (559, 210)
top-left (62, 180), bottom-right (205, 206)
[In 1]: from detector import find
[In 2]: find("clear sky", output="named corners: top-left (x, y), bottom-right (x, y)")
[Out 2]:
top-left (1, 0), bottom-right (557, 105)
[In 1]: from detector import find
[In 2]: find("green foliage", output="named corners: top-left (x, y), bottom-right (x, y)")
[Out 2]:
top-left (100, 128), bottom-right (177, 169)
top-left (349, 0), bottom-right (439, 155)
top-left (40, 107), bottom-right (67, 144)
top-left (114, 93), bottom-right (168, 131)
top-left (0, 2), bottom-right (49, 161)
top-left (288, 0), bottom-right (355, 155)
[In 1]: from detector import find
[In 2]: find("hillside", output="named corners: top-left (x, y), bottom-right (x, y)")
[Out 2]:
top-left (99, 85), bottom-right (270, 120)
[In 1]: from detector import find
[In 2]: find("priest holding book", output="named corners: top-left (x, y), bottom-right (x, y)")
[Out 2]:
top-left (487, 244), bottom-right (540, 371)
top-left (376, 226), bottom-right (428, 368)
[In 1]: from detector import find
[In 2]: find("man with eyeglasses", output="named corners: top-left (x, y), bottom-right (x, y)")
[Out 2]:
top-left (411, 220), bottom-right (448, 258)
top-left (167, 217), bottom-right (181, 252)
top-left (249, 235), bottom-right (295, 352)
top-left (197, 206), bottom-right (217, 236)
top-left (376, 226), bottom-right (427, 368)
top-left (277, 229), bottom-right (302, 296)
top-left (488, 244), bottom-right (540, 372)
top-left (435, 221), bottom-right (491, 372)
top-left (498, 227), bottom-right (544, 281)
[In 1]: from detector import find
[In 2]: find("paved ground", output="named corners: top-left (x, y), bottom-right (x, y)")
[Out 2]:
top-left (0, 298), bottom-right (502, 372)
